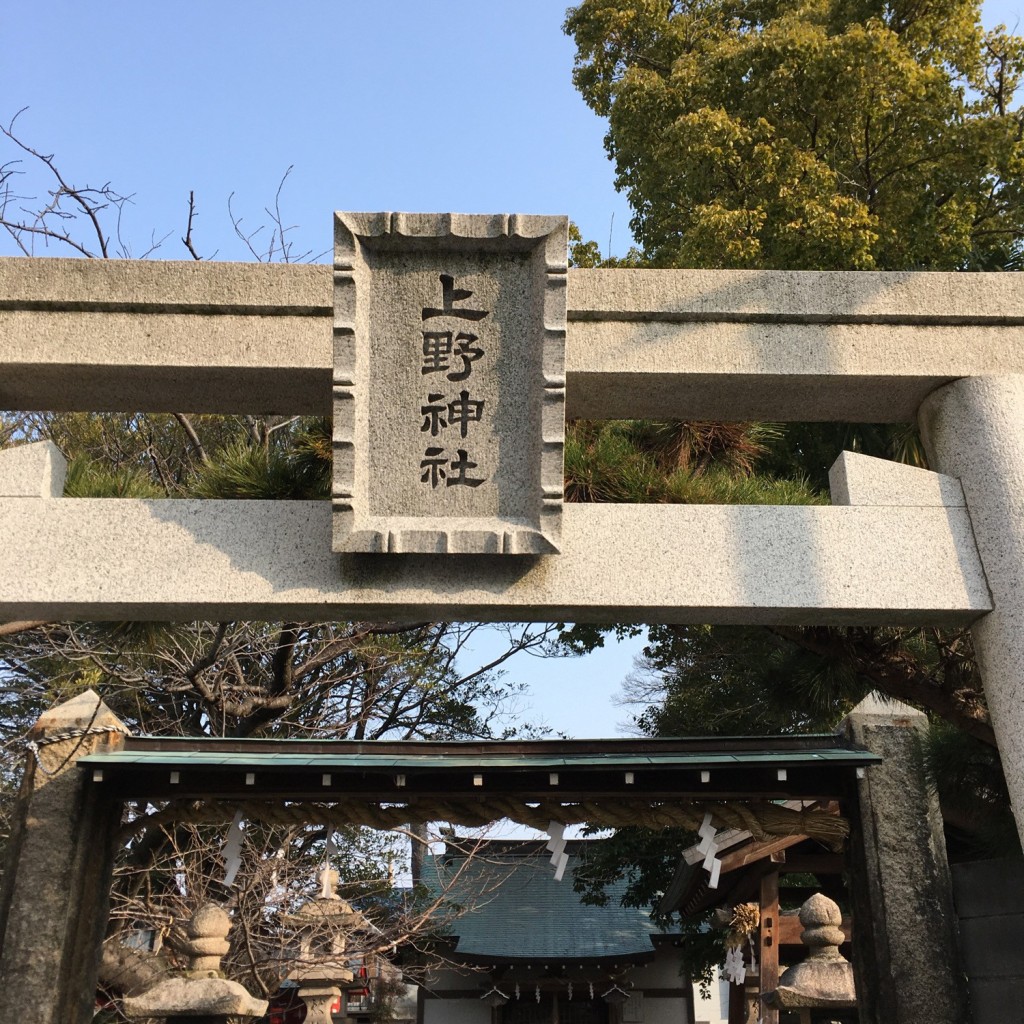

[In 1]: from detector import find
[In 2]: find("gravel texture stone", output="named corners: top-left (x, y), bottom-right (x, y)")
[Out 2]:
top-left (0, 499), bottom-right (990, 624)
top-left (0, 691), bottom-right (127, 1024)
top-left (5, 257), bottom-right (1024, 421)
top-left (331, 212), bottom-right (566, 555)
top-left (828, 451), bottom-right (964, 507)
top-left (841, 696), bottom-right (968, 1024)
top-left (921, 375), bottom-right (1024, 849)
top-left (0, 440), bottom-right (66, 497)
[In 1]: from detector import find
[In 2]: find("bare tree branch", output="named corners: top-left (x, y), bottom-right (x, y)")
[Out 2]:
top-left (181, 190), bottom-right (203, 260)
top-left (2, 107), bottom-right (112, 256)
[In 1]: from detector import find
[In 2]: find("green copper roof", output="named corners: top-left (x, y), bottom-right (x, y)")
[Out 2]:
top-left (422, 844), bottom-right (663, 962)
top-left (82, 748), bottom-right (869, 769)
top-left (80, 735), bottom-right (877, 803)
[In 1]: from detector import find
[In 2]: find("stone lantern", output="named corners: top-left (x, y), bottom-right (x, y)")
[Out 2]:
top-left (279, 868), bottom-right (367, 1024)
top-left (122, 903), bottom-right (267, 1024)
top-left (763, 892), bottom-right (857, 1024)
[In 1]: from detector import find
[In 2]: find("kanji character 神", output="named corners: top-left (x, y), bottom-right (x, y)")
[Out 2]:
top-left (447, 390), bottom-right (485, 438)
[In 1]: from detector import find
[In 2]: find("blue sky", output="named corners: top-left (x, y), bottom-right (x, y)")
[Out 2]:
top-left (2, 0), bottom-right (1020, 735)
top-left (2, 1), bottom-right (1017, 265)
top-left (0, 2), bottom-right (632, 262)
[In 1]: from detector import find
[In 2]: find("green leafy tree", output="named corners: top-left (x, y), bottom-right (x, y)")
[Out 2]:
top-left (563, 0), bottom-right (1024, 966)
top-left (565, 0), bottom-right (1024, 270)
top-left (562, 0), bottom-right (1024, 753)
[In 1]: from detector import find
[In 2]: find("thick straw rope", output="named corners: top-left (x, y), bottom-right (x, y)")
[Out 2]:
top-left (131, 797), bottom-right (848, 850)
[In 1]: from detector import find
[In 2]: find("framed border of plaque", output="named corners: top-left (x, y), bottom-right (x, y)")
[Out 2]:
top-left (332, 212), bottom-right (567, 555)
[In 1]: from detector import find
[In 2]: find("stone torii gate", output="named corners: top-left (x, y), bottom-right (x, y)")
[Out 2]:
top-left (1, 213), bottom-right (1022, 1021)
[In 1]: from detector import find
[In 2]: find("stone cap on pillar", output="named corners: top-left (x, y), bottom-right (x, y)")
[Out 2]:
top-left (122, 904), bottom-right (268, 1020)
top-left (839, 691), bottom-right (927, 731)
top-left (29, 688), bottom-right (130, 741)
top-left (122, 975), bottom-right (269, 1020)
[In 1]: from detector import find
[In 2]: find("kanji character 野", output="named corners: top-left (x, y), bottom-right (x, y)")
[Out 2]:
top-left (421, 331), bottom-right (454, 375)
top-left (447, 332), bottom-right (484, 382)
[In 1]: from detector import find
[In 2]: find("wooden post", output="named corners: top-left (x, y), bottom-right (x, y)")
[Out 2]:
top-left (727, 979), bottom-right (747, 1024)
top-left (759, 871), bottom-right (780, 1024)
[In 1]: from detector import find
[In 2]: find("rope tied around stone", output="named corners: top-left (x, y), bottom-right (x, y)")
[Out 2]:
top-left (26, 723), bottom-right (128, 777)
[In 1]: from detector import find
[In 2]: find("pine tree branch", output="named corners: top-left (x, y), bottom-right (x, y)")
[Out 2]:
top-left (767, 625), bottom-right (996, 746)
top-left (171, 413), bottom-right (208, 465)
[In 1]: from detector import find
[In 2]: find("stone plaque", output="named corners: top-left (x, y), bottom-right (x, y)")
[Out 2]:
top-left (332, 212), bottom-right (567, 555)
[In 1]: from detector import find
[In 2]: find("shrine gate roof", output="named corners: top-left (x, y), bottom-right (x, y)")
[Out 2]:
top-left (81, 734), bottom-right (877, 804)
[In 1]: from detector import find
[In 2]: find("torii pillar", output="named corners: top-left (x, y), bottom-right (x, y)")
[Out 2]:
top-left (0, 690), bottom-right (128, 1024)
top-left (920, 376), bottom-right (1024, 846)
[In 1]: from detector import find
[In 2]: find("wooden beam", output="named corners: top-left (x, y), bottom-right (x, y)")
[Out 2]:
top-left (719, 833), bottom-right (806, 874)
top-left (780, 854), bottom-right (846, 875)
top-left (727, 977), bottom-right (747, 1024)
top-left (683, 828), bottom-right (749, 866)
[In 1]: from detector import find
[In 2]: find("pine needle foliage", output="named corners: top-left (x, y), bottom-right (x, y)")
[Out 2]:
top-left (190, 420), bottom-right (331, 500)
top-left (63, 456), bottom-right (164, 499)
top-left (920, 721), bottom-right (1022, 859)
top-left (564, 420), bottom-right (822, 504)
top-left (631, 625), bottom-right (866, 737)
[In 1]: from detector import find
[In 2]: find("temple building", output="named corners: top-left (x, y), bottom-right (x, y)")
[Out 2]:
top-left (417, 839), bottom-right (727, 1024)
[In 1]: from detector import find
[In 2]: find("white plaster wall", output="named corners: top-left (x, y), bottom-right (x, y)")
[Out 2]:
top-left (420, 965), bottom-right (484, 1024)
top-left (627, 945), bottom-right (727, 1023)
top-left (692, 968), bottom-right (729, 1024)
top-left (422, 998), bottom-right (486, 1024)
